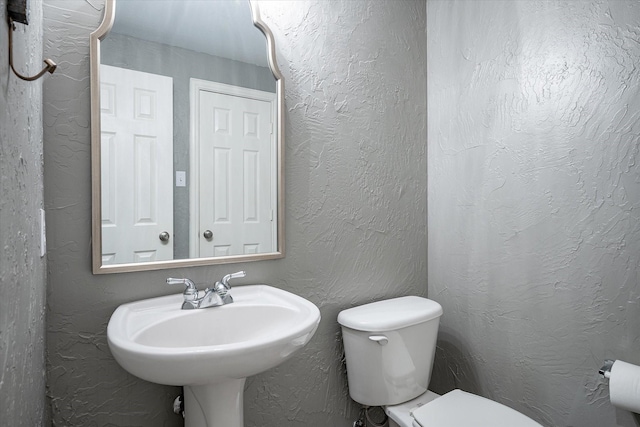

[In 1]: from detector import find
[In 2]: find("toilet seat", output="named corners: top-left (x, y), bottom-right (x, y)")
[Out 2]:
top-left (411, 389), bottom-right (543, 427)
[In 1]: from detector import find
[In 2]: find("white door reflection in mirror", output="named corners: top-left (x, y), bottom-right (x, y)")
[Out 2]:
top-left (100, 65), bottom-right (174, 264)
top-left (190, 80), bottom-right (276, 258)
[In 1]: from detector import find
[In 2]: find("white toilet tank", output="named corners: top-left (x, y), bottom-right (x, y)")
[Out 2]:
top-left (338, 296), bottom-right (443, 407)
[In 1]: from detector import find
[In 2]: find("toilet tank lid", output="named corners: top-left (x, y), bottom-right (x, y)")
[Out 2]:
top-left (412, 390), bottom-right (544, 427)
top-left (337, 296), bottom-right (443, 332)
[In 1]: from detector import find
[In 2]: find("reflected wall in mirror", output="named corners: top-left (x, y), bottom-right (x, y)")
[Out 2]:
top-left (90, 0), bottom-right (284, 274)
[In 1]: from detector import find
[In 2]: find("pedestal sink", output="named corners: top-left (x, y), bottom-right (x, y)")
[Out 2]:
top-left (107, 285), bottom-right (321, 427)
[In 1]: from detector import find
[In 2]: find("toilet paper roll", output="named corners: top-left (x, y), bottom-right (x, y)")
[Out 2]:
top-left (609, 360), bottom-right (640, 413)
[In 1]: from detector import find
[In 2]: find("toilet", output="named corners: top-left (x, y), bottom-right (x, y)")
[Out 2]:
top-left (337, 296), bottom-right (543, 427)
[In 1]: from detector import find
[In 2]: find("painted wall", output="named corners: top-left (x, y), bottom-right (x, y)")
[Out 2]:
top-left (102, 32), bottom-right (275, 259)
top-left (0, 1), bottom-right (48, 425)
top-left (428, 1), bottom-right (640, 426)
top-left (43, 1), bottom-right (426, 426)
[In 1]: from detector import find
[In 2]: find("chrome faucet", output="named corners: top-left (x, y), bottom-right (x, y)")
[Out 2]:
top-left (166, 271), bottom-right (246, 310)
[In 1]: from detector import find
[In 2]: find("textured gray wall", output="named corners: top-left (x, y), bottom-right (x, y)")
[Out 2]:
top-left (0, 0), bottom-right (48, 425)
top-left (43, 1), bottom-right (426, 426)
top-left (101, 33), bottom-right (275, 259)
top-left (428, 1), bottom-right (640, 427)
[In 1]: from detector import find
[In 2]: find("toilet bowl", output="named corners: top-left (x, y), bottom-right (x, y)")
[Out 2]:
top-left (337, 296), bottom-right (543, 427)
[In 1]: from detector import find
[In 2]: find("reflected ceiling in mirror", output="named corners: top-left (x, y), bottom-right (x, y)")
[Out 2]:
top-left (112, 0), bottom-right (268, 67)
top-left (90, 0), bottom-right (284, 274)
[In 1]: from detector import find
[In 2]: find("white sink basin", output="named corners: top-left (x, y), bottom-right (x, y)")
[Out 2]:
top-left (108, 284), bottom-right (320, 385)
top-left (107, 284), bottom-right (320, 427)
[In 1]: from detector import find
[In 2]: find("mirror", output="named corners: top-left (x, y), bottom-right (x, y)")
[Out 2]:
top-left (90, 0), bottom-right (284, 274)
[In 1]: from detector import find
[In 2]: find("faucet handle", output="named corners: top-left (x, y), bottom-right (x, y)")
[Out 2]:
top-left (166, 278), bottom-right (198, 301)
top-left (221, 271), bottom-right (246, 288)
top-left (214, 271), bottom-right (246, 299)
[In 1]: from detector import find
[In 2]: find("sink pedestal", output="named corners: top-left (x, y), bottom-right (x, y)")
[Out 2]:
top-left (184, 379), bottom-right (246, 427)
